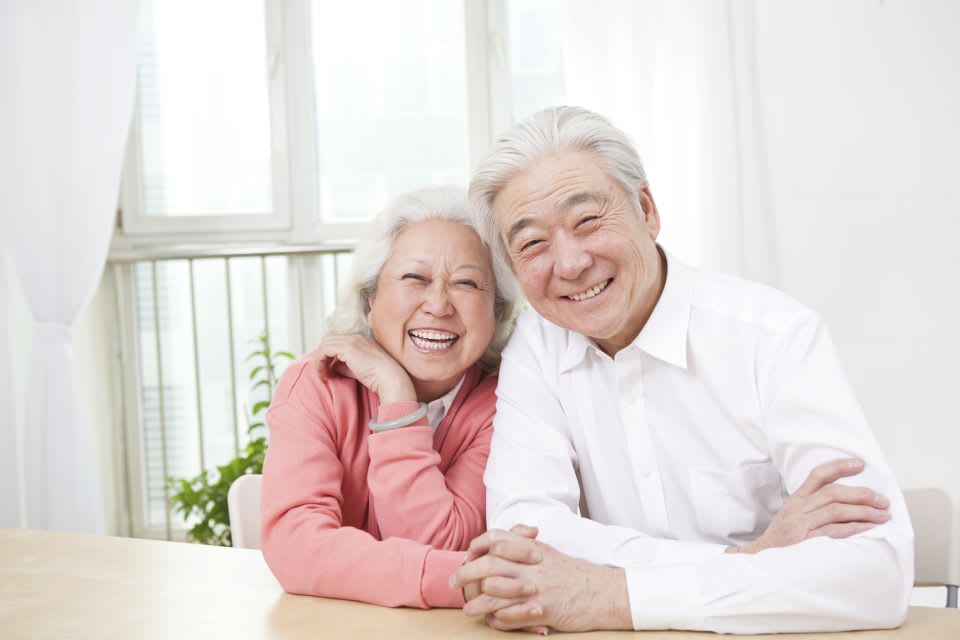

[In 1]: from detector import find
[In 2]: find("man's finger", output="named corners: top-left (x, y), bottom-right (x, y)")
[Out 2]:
top-left (480, 575), bottom-right (537, 599)
top-left (488, 600), bottom-right (545, 624)
top-left (807, 503), bottom-right (890, 530)
top-left (451, 555), bottom-right (519, 588)
top-left (804, 484), bottom-right (889, 512)
top-left (465, 529), bottom-right (536, 562)
top-left (463, 593), bottom-right (533, 617)
top-left (794, 458), bottom-right (864, 498)
top-left (489, 537), bottom-right (542, 564)
top-left (809, 521), bottom-right (876, 539)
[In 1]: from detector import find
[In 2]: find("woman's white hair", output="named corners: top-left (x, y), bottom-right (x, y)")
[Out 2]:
top-left (470, 106), bottom-right (649, 267)
top-left (326, 185), bottom-right (519, 371)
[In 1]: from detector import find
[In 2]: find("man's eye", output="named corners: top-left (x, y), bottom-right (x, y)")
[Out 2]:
top-left (519, 239), bottom-right (542, 252)
top-left (401, 273), bottom-right (427, 282)
top-left (577, 215), bottom-right (599, 228)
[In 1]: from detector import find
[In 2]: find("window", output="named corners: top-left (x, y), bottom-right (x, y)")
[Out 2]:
top-left (112, 0), bottom-right (570, 540)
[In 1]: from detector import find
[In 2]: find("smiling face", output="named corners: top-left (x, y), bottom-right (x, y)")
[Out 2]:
top-left (367, 219), bottom-right (497, 401)
top-left (493, 150), bottom-right (665, 355)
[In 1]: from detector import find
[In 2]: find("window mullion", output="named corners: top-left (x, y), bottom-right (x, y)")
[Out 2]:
top-left (279, 0), bottom-right (321, 243)
top-left (464, 0), bottom-right (512, 170)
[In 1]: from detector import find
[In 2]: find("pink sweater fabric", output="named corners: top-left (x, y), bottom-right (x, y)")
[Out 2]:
top-left (260, 355), bottom-right (495, 608)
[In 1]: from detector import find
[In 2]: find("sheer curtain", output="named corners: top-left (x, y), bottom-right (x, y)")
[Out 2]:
top-left (0, 246), bottom-right (18, 527)
top-left (559, 0), bottom-right (778, 284)
top-left (0, 1), bottom-right (139, 532)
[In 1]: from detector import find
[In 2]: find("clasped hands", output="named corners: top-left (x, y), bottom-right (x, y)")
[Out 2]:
top-left (450, 458), bottom-right (891, 633)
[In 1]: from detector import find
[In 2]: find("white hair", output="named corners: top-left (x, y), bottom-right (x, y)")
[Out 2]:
top-left (469, 106), bottom-right (648, 267)
top-left (326, 185), bottom-right (519, 371)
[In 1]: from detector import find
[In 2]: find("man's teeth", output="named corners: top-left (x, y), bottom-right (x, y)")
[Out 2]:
top-left (568, 279), bottom-right (610, 301)
top-left (409, 330), bottom-right (459, 351)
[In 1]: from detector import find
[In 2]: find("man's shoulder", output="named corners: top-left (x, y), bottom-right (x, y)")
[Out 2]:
top-left (687, 265), bottom-right (819, 334)
top-left (501, 310), bottom-right (577, 370)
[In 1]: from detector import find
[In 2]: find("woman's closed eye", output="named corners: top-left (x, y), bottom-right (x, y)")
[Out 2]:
top-left (454, 279), bottom-right (479, 289)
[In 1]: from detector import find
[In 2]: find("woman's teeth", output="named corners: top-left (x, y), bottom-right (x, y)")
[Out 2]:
top-left (409, 330), bottom-right (459, 351)
top-left (568, 279), bottom-right (610, 301)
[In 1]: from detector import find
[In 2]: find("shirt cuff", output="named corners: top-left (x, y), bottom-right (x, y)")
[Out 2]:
top-left (420, 549), bottom-right (467, 608)
top-left (653, 540), bottom-right (727, 566)
top-left (376, 401), bottom-right (429, 426)
top-left (625, 565), bottom-right (703, 630)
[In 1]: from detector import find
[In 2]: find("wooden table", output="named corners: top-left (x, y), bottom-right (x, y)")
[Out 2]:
top-left (1, 529), bottom-right (958, 639)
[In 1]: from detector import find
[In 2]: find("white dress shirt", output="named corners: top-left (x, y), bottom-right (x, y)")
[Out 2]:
top-left (484, 251), bottom-right (913, 633)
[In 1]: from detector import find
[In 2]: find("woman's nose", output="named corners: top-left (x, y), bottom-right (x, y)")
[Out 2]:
top-left (421, 279), bottom-right (454, 317)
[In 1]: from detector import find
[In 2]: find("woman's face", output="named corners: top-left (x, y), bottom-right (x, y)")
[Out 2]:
top-left (368, 219), bottom-right (497, 401)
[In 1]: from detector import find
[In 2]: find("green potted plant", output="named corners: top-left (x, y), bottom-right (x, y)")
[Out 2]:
top-left (167, 332), bottom-right (294, 546)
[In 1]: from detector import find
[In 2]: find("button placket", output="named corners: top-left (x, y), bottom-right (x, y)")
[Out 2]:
top-left (616, 352), bottom-right (670, 536)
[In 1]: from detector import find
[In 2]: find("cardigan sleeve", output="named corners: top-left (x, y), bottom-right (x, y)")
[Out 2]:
top-left (259, 376), bottom-right (465, 608)
top-left (366, 399), bottom-right (492, 549)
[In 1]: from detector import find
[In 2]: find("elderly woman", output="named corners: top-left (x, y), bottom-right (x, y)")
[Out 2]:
top-left (260, 186), bottom-right (517, 609)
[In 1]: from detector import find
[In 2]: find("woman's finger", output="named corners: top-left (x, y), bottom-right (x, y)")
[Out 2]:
top-left (489, 537), bottom-right (542, 564)
top-left (451, 554), bottom-right (519, 588)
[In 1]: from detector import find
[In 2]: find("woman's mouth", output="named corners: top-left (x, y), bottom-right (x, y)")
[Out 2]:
top-left (408, 329), bottom-right (460, 352)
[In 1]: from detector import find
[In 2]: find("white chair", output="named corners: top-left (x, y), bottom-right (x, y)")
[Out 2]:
top-left (904, 488), bottom-right (959, 607)
top-left (227, 474), bottom-right (263, 550)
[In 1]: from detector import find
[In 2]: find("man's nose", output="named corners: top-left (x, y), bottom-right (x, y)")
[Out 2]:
top-left (421, 279), bottom-right (454, 317)
top-left (552, 233), bottom-right (593, 280)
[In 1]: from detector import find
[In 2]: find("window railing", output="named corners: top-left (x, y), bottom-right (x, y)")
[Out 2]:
top-left (108, 243), bottom-right (353, 540)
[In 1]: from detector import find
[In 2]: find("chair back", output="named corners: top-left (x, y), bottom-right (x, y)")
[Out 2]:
top-left (904, 487), bottom-right (959, 607)
top-left (227, 474), bottom-right (263, 550)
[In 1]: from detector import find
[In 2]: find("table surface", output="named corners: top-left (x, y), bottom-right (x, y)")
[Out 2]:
top-left (1, 528), bottom-right (958, 640)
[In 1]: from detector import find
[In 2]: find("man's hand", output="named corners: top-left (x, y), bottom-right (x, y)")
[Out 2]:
top-left (453, 529), bottom-right (632, 633)
top-left (728, 458), bottom-right (890, 554)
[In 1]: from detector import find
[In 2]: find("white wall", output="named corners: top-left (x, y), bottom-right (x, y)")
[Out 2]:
top-left (754, 0), bottom-right (960, 497)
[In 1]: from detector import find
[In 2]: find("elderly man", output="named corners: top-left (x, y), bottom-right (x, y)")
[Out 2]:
top-left (451, 106), bottom-right (913, 633)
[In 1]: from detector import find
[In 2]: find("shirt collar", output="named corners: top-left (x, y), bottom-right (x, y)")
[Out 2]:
top-left (559, 247), bottom-right (691, 372)
top-left (426, 375), bottom-right (464, 431)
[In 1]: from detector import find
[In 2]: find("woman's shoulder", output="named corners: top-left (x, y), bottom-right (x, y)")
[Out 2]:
top-left (452, 366), bottom-right (498, 420)
top-left (273, 351), bottom-right (366, 414)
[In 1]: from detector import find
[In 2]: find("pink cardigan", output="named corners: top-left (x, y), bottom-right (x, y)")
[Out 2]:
top-left (260, 356), bottom-right (495, 608)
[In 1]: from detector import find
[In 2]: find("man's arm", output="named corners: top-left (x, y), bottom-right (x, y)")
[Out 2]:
top-left (467, 314), bottom-right (912, 632)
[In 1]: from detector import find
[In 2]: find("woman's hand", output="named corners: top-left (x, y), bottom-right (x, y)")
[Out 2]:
top-left (315, 334), bottom-right (416, 405)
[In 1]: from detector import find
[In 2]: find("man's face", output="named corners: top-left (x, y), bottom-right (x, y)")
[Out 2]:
top-left (492, 150), bottom-right (664, 355)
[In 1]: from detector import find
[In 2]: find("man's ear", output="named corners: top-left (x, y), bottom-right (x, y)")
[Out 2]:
top-left (638, 185), bottom-right (661, 239)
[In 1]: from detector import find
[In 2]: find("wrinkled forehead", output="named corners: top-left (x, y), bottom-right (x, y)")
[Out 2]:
top-left (492, 151), bottom-right (616, 226)
top-left (386, 219), bottom-right (494, 274)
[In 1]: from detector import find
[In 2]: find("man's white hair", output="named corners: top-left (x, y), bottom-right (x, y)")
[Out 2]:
top-left (469, 106), bottom-right (649, 267)
top-left (326, 185), bottom-right (519, 371)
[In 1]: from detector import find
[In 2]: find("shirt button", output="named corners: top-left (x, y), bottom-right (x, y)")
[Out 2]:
top-left (640, 470), bottom-right (652, 479)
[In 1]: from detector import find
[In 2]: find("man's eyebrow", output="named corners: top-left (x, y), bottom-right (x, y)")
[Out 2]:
top-left (505, 215), bottom-right (535, 247)
top-left (559, 190), bottom-right (604, 209)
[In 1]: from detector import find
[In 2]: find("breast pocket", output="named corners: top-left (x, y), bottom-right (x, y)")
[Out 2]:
top-left (690, 461), bottom-right (785, 545)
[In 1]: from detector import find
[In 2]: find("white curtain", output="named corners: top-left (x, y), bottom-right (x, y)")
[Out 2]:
top-left (0, 244), bottom-right (19, 527)
top-left (0, 1), bottom-right (139, 532)
top-left (560, 0), bottom-right (778, 284)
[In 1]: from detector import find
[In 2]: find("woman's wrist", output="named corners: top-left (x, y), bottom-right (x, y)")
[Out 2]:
top-left (377, 379), bottom-right (416, 406)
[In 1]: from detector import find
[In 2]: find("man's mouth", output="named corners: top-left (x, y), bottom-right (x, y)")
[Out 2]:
top-left (565, 278), bottom-right (612, 302)
top-left (408, 329), bottom-right (460, 351)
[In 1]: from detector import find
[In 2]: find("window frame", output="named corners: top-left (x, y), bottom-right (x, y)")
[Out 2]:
top-left (110, 0), bottom-right (513, 541)
top-left (115, 0), bottom-right (509, 249)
